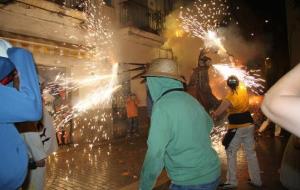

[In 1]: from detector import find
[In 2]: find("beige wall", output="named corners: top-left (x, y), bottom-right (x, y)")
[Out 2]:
top-left (0, 0), bottom-right (171, 142)
top-left (0, 0), bottom-right (86, 45)
top-left (0, 0), bottom-right (168, 108)
top-left (116, 27), bottom-right (170, 106)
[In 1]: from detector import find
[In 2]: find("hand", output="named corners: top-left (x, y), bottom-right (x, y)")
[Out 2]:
top-left (35, 159), bottom-right (46, 167)
top-left (211, 111), bottom-right (217, 120)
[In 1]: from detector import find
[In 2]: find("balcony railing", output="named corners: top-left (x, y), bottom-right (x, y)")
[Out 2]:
top-left (47, 0), bottom-right (112, 11)
top-left (47, 0), bottom-right (85, 11)
top-left (119, 1), bottom-right (164, 34)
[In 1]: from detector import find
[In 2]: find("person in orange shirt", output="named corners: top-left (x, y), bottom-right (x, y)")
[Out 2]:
top-left (126, 93), bottom-right (139, 137)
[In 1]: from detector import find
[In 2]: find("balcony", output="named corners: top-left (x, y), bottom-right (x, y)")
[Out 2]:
top-left (46, 0), bottom-right (85, 11)
top-left (119, 0), bottom-right (164, 35)
top-left (46, 0), bottom-right (112, 11)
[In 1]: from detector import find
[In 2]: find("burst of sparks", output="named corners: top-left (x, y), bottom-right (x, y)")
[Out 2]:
top-left (179, 0), bottom-right (230, 54)
top-left (44, 72), bottom-right (118, 98)
top-left (212, 63), bottom-right (265, 94)
top-left (42, 0), bottom-right (120, 132)
top-left (73, 64), bottom-right (121, 113)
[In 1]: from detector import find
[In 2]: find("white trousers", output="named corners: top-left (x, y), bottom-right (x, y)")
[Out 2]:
top-left (226, 126), bottom-right (262, 186)
top-left (24, 166), bottom-right (45, 190)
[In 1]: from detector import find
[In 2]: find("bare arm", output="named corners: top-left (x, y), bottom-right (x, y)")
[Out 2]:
top-left (261, 64), bottom-right (300, 137)
top-left (212, 99), bottom-right (232, 119)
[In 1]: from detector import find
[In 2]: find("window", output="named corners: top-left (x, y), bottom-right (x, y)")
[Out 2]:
top-left (104, 0), bottom-right (112, 7)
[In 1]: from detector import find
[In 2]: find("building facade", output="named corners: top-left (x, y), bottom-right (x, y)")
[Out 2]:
top-left (0, 0), bottom-right (176, 143)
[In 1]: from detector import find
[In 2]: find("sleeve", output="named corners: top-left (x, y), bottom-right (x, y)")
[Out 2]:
top-left (42, 108), bottom-right (58, 155)
top-left (139, 106), bottom-right (170, 190)
top-left (0, 48), bottom-right (42, 122)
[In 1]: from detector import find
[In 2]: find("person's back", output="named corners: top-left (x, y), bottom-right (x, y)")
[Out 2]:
top-left (226, 82), bottom-right (249, 114)
top-left (212, 76), bottom-right (262, 189)
top-left (225, 82), bottom-right (253, 130)
top-left (140, 74), bottom-right (220, 190)
top-left (158, 90), bottom-right (220, 185)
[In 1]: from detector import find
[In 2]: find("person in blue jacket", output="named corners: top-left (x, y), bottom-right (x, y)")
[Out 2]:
top-left (0, 39), bottom-right (42, 189)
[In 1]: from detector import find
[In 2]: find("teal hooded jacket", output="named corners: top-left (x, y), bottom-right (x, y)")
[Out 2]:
top-left (139, 77), bottom-right (220, 190)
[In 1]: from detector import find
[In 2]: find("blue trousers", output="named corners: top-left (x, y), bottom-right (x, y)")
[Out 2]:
top-left (169, 177), bottom-right (220, 190)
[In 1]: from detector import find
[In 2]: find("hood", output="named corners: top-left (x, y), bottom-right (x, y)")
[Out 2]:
top-left (0, 40), bottom-right (14, 82)
top-left (0, 39), bottom-right (12, 58)
top-left (0, 47), bottom-right (42, 123)
top-left (146, 77), bottom-right (183, 102)
top-left (0, 57), bottom-right (15, 81)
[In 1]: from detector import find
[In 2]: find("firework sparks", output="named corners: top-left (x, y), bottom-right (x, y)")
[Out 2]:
top-left (212, 63), bottom-right (265, 94)
top-left (41, 0), bottom-right (120, 134)
top-left (179, 0), bottom-right (230, 54)
top-left (73, 64), bottom-right (121, 113)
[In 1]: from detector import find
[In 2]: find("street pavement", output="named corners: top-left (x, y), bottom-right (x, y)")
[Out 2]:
top-left (45, 131), bottom-right (289, 190)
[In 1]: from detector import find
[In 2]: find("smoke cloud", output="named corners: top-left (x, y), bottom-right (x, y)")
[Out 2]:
top-left (162, 10), bottom-right (269, 82)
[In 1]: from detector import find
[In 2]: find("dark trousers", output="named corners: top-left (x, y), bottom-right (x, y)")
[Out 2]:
top-left (127, 116), bottom-right (139, 134)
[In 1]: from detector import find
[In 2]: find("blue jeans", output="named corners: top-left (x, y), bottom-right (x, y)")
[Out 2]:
top-left (169, 177), bottom-right (220, 190)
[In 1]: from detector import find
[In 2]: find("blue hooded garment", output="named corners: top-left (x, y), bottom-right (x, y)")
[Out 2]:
top-left (0, 47), bottom-right (42, 189)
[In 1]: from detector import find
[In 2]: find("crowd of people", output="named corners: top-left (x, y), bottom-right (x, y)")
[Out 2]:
top-left (138, 58), bottom-right (300, 190)
top-left (1, 37), bottom-right (300, 190)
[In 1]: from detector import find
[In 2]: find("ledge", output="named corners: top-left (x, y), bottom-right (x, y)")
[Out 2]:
top-left (17, 0), bottom-right (86, 20)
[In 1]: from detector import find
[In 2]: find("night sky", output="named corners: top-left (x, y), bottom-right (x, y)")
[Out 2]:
top-left (180, 0), bottom-right (290, 88)
top-left (229, 0), bottom-right (290, 88)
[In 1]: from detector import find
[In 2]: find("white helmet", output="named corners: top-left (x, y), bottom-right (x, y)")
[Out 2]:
top-left (142, 58), bottom-right (185, 82)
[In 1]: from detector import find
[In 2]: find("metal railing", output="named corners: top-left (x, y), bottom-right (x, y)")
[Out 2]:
top-left (119, 1), bottom-right (164, 34)
top-left (46, 0), bottom-right (86, 11)
top-left (47, 0), bottom-right (112, 11)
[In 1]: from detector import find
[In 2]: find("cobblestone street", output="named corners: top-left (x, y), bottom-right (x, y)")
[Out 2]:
top-left (45, 131), bottom-right (289, 190)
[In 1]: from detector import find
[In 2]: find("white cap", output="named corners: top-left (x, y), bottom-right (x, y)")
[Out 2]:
top-left (0, 39), bottom-right (12, 58)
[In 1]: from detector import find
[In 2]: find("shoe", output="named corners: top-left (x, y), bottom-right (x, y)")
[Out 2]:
top-left (218, 183), bottom-right (237, 189)
top-left (257, 132), bottom-right (262, 136)
top-left (248, 181), bottom-right (262, 188)
top-left (134, 133), bottom-right (140, 137)
top-left (247, 179), bottom-right (262, 188)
